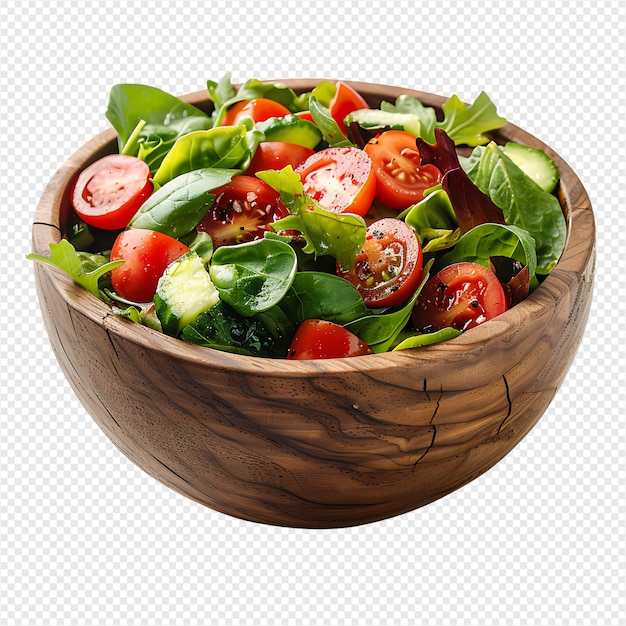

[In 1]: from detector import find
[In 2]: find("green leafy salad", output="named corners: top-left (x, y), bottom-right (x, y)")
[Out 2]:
top-left (28, 74), bottom-right (566, 359)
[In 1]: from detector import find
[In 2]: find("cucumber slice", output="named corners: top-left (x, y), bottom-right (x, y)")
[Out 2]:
top-left (346, 109), bottom-right (421, 137)
top-left (502, 142), bottom-right (559, 193)
top-left (257, 114), bottom-right (322, 149)
top-left (154, 251), bottom-right (219, 336)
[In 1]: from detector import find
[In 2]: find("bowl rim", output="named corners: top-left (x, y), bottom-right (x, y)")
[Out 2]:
top-left (31, 78), bottom-right (595, 377)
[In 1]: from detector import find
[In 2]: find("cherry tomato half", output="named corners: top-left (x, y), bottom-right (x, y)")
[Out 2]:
top-left (364, 130), bottom-right (442, 210)
top-left (286, 319), bottom-right (372, 360)
top-left (70, 154), bottom-right (153, 230)
top-left (244, 142), bottom-right (315, 176)
top-left (296, 146), bottom-right (376, 217)
top-left (110, 229), bottom-right (190, 302)
top-left (337, 217), bottom-right (424, 308)
top-left (295, 110), bottom-right (315, 124)
top-left (196, 175), bottom-right (290, 248)
top-left (221, 98), bottom-right (291, 126)
top-left (412, 261), bottom-right (508, 332)
top-left (329, 82), bottom-right (370, 136)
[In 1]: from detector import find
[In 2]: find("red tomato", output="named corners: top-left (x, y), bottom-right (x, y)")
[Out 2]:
top-left (296, 147), bottom-right (376, 217)
top-left (295, 110), bottom-right (315, 124)
top-left (221, 98), bottom-right (291, 126)
top-left (412, 262), bottom-right (508, 332)
top-left (196, 175), bottom-right (291, 248)
top-left (244, 142), bottom-right (315, 176)
top-left (286, 319), bottom-right (372, 359)
top-left (364, 130), bottom-right (442, 210)
top-left (337, 218), bottom-right (423, 308)
top-left (329, 82), bottom-right (369, 136)
top-left (70, 154), bottom-right (153, 230)
top-left (110, 229), bottom-right (190, 302)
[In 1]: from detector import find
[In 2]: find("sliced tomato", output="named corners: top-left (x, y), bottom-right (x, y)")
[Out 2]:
top-left (296, 146), bottom-right (376, 217)
top-left (286, 319), bottom-right (372, 359)
top-left (196, 175), bottom-right (290, 248)
top-left (337, 218), bottom-right (423, 308)
top-left (221, 98), bottom-right (291, 126)
top-left (295, 110), bottom-right (315, 124)
top-left (412, 261), bottom-right (508, 332)
top-left (110, 229), bottom-right (190, 302)
top-left (70, 154), bottom-right (152, 230)
top-left (329, 82), bottom-right (369, 136)
top-left (364, 130), bottom-right (442, 210)
top-left (244, 142), bottom-right (315, 176)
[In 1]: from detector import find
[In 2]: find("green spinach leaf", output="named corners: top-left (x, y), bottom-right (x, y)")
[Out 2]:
top-left (182, 301), bottom-right (294, 358)
top-left (469, 142), bottom-right (566, 274)
top-left (392, 327), bottom-right (463, 351)
top-left (280, 272), bottom-right (374, 326)
top-left (436, 222), bottom-right (537, 280)
top-left (106, 83), bottom-right (214, 173)
top-left (343, 259), bottom-right (433, 353)
top-left (128, 168), bottom-right (237, 238)
top-left (152, 126), bottom-right (253, 187)
top-left (209, 237), bottom-right (298, 317)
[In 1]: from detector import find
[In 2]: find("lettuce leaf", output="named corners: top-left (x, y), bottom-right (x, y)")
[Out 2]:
top-left (27, 239), bottom-right (123, 301)
top-left (469, 142), bottom-right (566, 274)
top-left (381, 90), bottom-right (506, 145)
top-left (257, 166), bottom-right (366, 270)
top-left (416, 129), bottom-right (507, 233)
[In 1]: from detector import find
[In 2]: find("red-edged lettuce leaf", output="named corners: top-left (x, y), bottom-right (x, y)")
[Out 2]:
top-left (416, 128), bottom-right (506, 233)
top-left (490, 256), bottom-right (530, 308)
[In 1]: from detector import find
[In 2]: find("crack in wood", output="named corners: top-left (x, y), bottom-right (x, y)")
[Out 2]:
top-left (497, 375), bottom-right (513, 434)
top-left (412, 425), bottom-right (437, 475)
top-left (32, 220), bottom-right (62, 234)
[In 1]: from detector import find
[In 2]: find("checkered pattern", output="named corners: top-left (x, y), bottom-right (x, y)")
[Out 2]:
top-left (2, 0), bottom-right (624, 624)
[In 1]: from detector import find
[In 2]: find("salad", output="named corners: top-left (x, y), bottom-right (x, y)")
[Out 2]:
top-left (29, 74), bottom-right (567, 359)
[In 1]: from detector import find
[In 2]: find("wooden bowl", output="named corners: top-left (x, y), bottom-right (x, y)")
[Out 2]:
top-left (31, 80), bottom-right (595, 528)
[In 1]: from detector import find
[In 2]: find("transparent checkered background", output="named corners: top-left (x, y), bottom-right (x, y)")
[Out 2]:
top-left (2, 1), bottom-right (624, 624)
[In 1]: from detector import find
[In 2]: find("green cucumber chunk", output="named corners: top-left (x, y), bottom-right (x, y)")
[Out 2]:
top-left (154, 251), bottom-right (220, 336)
top-left (345, 109), bottom-right (421, 136)
top-left (256, 114), bottom-right (322, 149)
top-left (502, 142), bottom-right (559, 193)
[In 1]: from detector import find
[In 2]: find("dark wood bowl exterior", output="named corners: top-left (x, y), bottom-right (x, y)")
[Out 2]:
top-left (31, 81), bottom-right (595, 527)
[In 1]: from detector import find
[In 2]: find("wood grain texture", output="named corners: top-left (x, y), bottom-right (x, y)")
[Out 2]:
top-left (31, 80), bottom-right (595, 527)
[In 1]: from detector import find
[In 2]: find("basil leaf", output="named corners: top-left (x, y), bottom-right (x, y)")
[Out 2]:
top-left (209, 237), bottom-right (298, 317)
top-left (152, 126), bottom-right (252, 187)
top-left (469, 142), bottom-right (566, 274)
top-left (128, 168), bottom-right (237, 238)
top-left (106, 84), bottom-right (214, 173)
